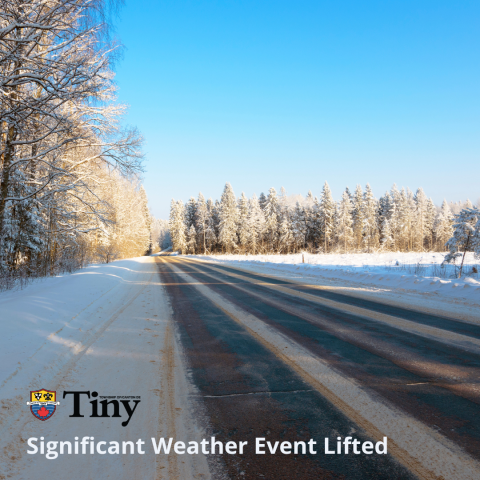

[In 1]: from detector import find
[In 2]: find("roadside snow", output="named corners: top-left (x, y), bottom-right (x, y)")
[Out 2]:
top-left (188, 252), bottom-right (480, 305)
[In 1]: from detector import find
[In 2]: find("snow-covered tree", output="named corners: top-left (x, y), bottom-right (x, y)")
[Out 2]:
top-left (237, 192), bottom-right (250, 252)
top-left (335, 190), bottom-right (354, 253)
top-left (362, 184), bottom-right (378, 252)
top-left (319, 182), bottom-right (336, 252)
top-left (247, 194), bottom-right (265, 254)
top-left (264, 187), bottom-right (279, 251)
top-left (195, 193), bottom-right (209, 254)
top-left (218, 183), bottom-right (238, 253)
top-left (169, 200), bottom-right (187, 254)
top-left (352, 185), bottom-right (364, 250)
top-left (186, 225), bottom-right (197, 254)
top-left (435, 200), bottom-right (453, 251)
top-left (444, 207), bottom-right (480, 277)
top-left (291, 202), bottom-right (307, 252)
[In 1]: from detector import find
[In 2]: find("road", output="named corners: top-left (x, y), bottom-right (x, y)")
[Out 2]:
top-left (155, 255), bottom-right (480, 480)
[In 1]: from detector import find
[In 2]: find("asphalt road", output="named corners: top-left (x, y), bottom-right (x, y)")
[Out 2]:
top-left (155, 255), bottom-right (480, 480)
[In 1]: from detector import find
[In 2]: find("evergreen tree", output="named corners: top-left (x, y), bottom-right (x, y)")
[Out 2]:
top-left (237, 192), bottom-right (250, 252)
top-left (414, 187), bottom-right (428, 251)
top-left (247, 194), bottom-right (265, 254)
top-left (218, 183), bottom-right (238, 253)
top-left (319, 182), bottom-right (336, 252)
top-left (362, 184), bottom-right (378, 252)
top-left (185, 197), bottom-right (197, 229)
top-left (352, 185), bottom-right (364, 250)
top-left (335, 190), bottom-right (354, 253)
top-left (169, 200), bottom-right (187, 253)
top-left (195, 193), bottom-right (209, 254)
top-left (186, 225), bottom-right (197, 254)
top-left (258, 192), bottom-right (267, 211)
top-left (291, 202), bottom-right (307, 252)
top-left (435, 200), bottom-right (453, 251)
top-left (264, 187), bottom-right (279, 251)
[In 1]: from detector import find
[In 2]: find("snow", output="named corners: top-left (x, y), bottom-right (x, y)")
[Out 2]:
top-left (188, 252), bottom-right (480, 305)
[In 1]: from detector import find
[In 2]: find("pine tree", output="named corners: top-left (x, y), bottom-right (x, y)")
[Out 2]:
top-left (425, 198), bottom-right (437, 250)
top-left (335, 190), bottom-right (354, 253)
top-left (237, 192), bottom-right (250, 252)
top-left (169, 200), bottom-right (187, 254)
top-left (218, 183), bottom-right (238, 253)
top-left (247, 194), bottom-right (265, 254)
top-left (291, 202), bottom-right (307, 252)
top-left (278, 211), bottom-right (293, 253)
top-left (264, 187), bottom-right (279, 251)
top-left (186, 225), bottom-right (197, 254)
top-left (205, 198), bottom-right (217, 252)
top-left (413, 187), bottom-right (428, 251)
top-left (258, 192), bottom-right (267, 211)
top-left (435, 200), bottom-right (453, 251)
top-left (362, 184), bottom-right (378, 252)
top-left (319, 182), bottom-right (336, 252)
top-left (352, 185), bottom-right (364, 250)
top-left (185, 197), bottom-right (197, 230)
top-left (195, 193), bottom-right (209, 254)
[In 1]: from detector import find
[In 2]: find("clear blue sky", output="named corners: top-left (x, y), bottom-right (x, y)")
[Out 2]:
top-left (114, 0), bottom-right (479, 219)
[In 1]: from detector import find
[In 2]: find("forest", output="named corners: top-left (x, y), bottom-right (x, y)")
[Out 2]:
top-left (169, 182), bottom-right (479, 257)
top-left (0, 0), bottom-right (151, 289)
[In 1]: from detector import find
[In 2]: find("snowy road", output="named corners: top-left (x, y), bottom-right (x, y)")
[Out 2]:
top-left (157, 256), bottom-right (480, 480)
top-left (1, 255), bottom-right (480, 479)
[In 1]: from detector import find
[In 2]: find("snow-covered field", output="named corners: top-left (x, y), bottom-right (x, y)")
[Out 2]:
top-left (189, 252), bottom-right (480, 305)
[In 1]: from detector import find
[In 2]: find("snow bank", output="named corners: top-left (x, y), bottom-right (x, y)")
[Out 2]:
top-left (188, 252), bottom-right (480, 304)
top-left (0, 257), bottom-right (153, 390)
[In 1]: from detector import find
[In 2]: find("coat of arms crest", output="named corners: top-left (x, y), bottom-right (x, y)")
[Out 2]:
top-left (27, 389), bottom-right (60, 421)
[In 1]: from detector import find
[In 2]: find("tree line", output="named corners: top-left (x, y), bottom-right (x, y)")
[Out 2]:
top-left (0, 0), bottom-right (150, 289)
top-left (169, 182), bottom-right (475, 255)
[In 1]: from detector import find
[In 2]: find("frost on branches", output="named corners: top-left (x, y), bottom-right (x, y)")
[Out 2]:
top-left (0, 0), bottom-right (150, 289)
top-left (169, 182), bottom-right (474, 257)
top-left (444, 207), bottom-right (480, 277)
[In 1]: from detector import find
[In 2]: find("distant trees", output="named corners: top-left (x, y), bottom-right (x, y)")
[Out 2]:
top-left (169, 182), bottom-right (475, 256)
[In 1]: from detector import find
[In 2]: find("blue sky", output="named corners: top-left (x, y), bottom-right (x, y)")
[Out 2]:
top-left (114, 0), bottom-right (479, 218)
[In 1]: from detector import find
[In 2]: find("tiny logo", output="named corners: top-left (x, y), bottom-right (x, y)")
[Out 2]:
top-left (27, 389), bottom-right (59, 421)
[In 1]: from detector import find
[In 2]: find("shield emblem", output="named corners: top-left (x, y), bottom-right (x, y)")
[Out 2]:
top-left (29, 389), bottom-right (57, 421)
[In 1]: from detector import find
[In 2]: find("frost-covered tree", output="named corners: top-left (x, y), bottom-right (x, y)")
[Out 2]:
top-left (435, 200), bottom-right (453, 251)
top-left (291, 202), bottom-right (307, 252)
top-left (247, 194), bottom-right (265, 254)
top-left (444, 207), bottom-right (480, 277)
top-left (186, 225), bottom-right (197, 254)
top-left (218, 183), bottom-right (238, 253)
top-left (264, 187), bottom-right (279, 251)
top-left (413, 188), bottom-right (428, 251)
top-left (195, 193), bottom-right (209, 254)
top-left (237, 192), bottom-right (250, 252)
top-left (319, 182), bottom-right (336, 252)
top-left (169, 200), bottom-right (187, 254)
top-left (352, 185), bottom-right (364, 250)
top-left (185, 197), bottom-right (197, 230)
top-left (362, 184), bottom-right (378, 252)
top-left (335, 189), bottom-right (354, 253)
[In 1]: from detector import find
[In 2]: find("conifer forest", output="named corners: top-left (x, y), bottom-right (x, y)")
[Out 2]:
top-left (169, 182), bottom-right (480, 257)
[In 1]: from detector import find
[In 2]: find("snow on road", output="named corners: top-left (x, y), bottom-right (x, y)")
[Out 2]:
top-left (0, 257), bottom-right (210, 480)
